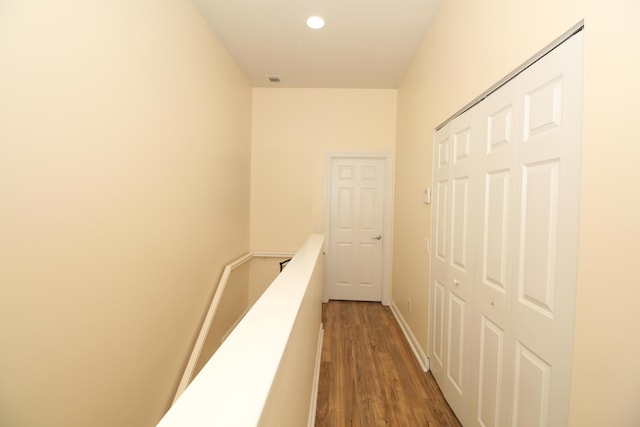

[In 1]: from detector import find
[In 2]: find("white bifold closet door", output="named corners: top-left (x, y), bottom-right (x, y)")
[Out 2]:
top-left (431, 105), bottom-right (481, 419)
top-left (430, 31), bottom-right (583, 427)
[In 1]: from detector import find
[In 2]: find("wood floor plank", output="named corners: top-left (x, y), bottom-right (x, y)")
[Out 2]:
top-left (315, 301), bottom-right (461, 427)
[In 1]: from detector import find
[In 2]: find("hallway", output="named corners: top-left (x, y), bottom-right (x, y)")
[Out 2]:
top-left (315, 301), bottom-right (461, 426)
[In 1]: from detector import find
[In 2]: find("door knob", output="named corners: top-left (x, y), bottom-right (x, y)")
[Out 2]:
top-left (372, 234), bottom-right (382, 240)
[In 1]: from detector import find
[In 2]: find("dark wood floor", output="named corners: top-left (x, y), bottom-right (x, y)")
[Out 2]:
top-left (315, 301), bottom-right (461, 427)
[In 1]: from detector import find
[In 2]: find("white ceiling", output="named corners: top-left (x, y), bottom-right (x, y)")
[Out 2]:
top-left (193, 0), bottom-right (442, 88)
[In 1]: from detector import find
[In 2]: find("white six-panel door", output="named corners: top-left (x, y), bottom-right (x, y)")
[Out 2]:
top-left (326, 157), bottom-right (385, 302)
top-left (430, 31), bottom-right (583, 427)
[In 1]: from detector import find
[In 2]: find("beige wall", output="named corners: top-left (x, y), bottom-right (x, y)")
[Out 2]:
top-left (0, 2), bottom-right (251, 426)
top-left (251, 88), bottom-right (397, 252)
top-left (392, 0), bottom-right (640, 425)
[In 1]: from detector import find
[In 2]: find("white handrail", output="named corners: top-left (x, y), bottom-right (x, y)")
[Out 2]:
top-left (172, 251), bottom-right (294, 403)
top-left (159, 234), bottom-right (324, 426)
top-left (171, 252), bottom-right (250, 403)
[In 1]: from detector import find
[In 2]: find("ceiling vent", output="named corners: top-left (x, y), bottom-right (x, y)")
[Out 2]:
top-left (266, 75), bottom-right (281, 83)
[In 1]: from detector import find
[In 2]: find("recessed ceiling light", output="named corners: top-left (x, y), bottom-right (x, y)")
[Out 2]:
top-left (306, 16), bottom-right (325, 29)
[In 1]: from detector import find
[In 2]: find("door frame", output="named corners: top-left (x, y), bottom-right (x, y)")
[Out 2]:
top-left (323, 152), bottom-right (394, 306)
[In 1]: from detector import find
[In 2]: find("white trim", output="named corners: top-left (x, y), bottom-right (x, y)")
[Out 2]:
top-left (251, 251), bottom-right (296, 258)
top-left (307, 324), bottom-right (324, 427)
top-left (390, 301), bottom-right (429, 372)
top-left (226, 252), bottom-right (254, 270)
top-left (323, 152), bottom-right (394, 306)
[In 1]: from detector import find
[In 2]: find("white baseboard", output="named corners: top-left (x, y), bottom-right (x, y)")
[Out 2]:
top-left (308, 324), bottom-right (324, 427)
top-left (390, 302), bottom-right (429, 372)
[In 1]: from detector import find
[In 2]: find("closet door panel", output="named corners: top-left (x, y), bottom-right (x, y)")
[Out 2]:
top-left (435, 179), bottom-right (449, 262)
top-left (430, 110), bottom-right (480, 426)
top-left (472, 78), bottom-right (518, 427)
top-left (447, 292), bottom-right (466, 394)
top-left (518, 160), bottom-right (560, 318)
top-left (511, 342), bottom-right (551, 427)
top-left (444, 109), bottom-right (480, 424)
top-left (477, 316), bottom-right (505, 427)
top-left (432, 280), bottom-right (446, 368)
top-left (483, 170), bottom-right (511, 293)
top-left (451, 176), bottom-right (470, 271)
top-left (510, 32), bottom-right (583, 426)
